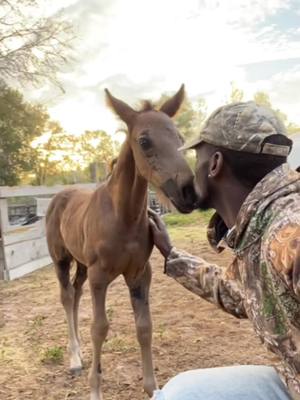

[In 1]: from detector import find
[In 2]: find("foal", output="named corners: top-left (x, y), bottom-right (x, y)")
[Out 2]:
top-left (46, 85), bottom-right (197, 400)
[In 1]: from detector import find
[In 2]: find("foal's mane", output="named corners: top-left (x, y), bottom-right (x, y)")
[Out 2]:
top-left (139, 100), bottom-right (155, 112)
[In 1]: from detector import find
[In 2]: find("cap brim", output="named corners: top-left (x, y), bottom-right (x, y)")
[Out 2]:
top-left (178, 137), bottom-right (203, 151)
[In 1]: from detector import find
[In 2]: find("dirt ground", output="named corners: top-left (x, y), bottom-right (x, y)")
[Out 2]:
top-left (0, 224), bottom-right (275, 400)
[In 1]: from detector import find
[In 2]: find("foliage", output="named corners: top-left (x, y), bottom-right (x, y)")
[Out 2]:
top-left (174, 98), bottom-right (196, 140)
top-left (253, 91), bottom-right (299, 134)
top-left (0, 84), bottom-right (49, 185)
top-left (0, 86), bottom-right (119, 186)
top-left (286, 123), bottom-right (300, 135)
top-left (6, 94), bottom-right (88, 186)
top-left (229, 82), bottom-right (244, 103)
top-left (79, 130), bottom-right (120, 181)
top-left (157, 92), bottom-right (207, 141)
top-left (228, 83), bottom-right (300, 136)
top-left (0, 0), bottom-right (73, 89)
top-left (30, 129), bottom-right (119, 185)
top-left (175, 97), bottom-right (207, 140)
top-left (30, 123), bottom-right (71, 185)
top-left (253, 91), bottom-right (272, 108)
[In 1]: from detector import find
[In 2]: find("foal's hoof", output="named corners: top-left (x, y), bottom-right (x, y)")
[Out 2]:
top-left (70, 366), bottom-right (83, 376)
top-left (143, 380), bottom-right (158, 398)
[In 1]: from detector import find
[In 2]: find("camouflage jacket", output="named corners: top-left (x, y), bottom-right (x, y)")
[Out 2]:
top-left (165, 164), bottom-right (300, 398)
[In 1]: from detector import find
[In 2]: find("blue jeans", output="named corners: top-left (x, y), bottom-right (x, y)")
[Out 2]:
top-left (152, 365), bottom-right (292, 400)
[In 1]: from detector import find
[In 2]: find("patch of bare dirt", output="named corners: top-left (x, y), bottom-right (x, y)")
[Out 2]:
top-left (0, 230), bottom-right (274, 400)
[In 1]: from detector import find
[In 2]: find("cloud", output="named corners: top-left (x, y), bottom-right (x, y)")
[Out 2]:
top-left (191, 0), bottom-right (291, 25)
top-left (27, 0), bottom-right (300, 133)
top-left (266, 67), bottom-right (300, 123)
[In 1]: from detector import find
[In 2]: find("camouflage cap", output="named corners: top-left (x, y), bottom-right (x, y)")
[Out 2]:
top-left (179, 101), bottom-right (291, 156)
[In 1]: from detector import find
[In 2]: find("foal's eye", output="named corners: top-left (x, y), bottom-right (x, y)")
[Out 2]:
top-left (138, 136), bottom-right (152, 151)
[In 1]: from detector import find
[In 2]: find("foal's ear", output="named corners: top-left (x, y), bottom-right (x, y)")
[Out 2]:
top-left (159, 84), bottom-right (185, 117)
top-left (105, 89), bottom-right (137, 126)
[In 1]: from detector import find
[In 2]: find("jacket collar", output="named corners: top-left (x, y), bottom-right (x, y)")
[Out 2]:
top-left (207, 164), bottom-right (300, 253)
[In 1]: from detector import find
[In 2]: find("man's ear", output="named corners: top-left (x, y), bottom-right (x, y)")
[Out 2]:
top-left (159, 84), bottom-right (185, 117)
top-left (105, 89), bottom-right (137, 127)
top-left (209, 151), bottom-right (224, 178)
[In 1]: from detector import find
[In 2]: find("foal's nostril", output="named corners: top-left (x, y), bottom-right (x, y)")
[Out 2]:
top-left (182, 183), bottom-right (198, 206)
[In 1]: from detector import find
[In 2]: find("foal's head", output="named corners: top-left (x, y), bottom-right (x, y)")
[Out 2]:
top-left (105, 85), bottom-right (198, 213)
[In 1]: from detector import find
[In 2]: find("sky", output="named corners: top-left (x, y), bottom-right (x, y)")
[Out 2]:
top-left (29, 0), bottom-right (300, 137)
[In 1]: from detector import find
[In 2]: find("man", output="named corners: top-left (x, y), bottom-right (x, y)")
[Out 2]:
top-left (149, 101), bottom-right (300, 400)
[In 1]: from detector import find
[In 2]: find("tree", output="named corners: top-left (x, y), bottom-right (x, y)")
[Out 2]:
top-left (157, 93), bottom-right (207, 140)
top-left (30, 129), bottom-right (121, 185)
top-left (286, 123), bottom-right (300, 135)
top-left (253, 91), bottom-right (300, 134)
top-left (253, 91), bottom-right (272, 109)
top-left (195, 97), bottom-right (208, 129)
top-left (0, 0), bottom-right (73, 89)
top-left (228, 85), bottom-right (300, 135)
top-left (31, 124), bottom-right (77, 185)
top-left (78, 130), bottom-right (120, 181)
top-left (229, 82), bottom-right (244, 103)
top-left (175, 98), bottom-right (197, 140)
top-left (0, 84), bottom-right (49, 185)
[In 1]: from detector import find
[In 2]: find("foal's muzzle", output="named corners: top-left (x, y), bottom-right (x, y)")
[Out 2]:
top-left (161, 178), bottom-right (199, 213)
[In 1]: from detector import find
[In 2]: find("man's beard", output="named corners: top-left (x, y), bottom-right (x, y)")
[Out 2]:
top-left (195, 179), bottom-right (213, 211)
top-left (197, 195), bottom-right (212, 211)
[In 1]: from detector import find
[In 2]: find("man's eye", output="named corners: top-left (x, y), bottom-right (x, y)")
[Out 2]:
top-left (138, 137), bottom-right (152, 151)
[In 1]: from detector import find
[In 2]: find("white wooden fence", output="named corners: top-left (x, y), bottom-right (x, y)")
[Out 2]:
top-left (0, 184), bottom-right (96, 281)
top-left (0, 184), bottom-right (167, 281)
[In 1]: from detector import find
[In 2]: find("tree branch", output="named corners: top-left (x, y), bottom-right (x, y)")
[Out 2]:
top-left (0, 0), bottom-right (74, 89)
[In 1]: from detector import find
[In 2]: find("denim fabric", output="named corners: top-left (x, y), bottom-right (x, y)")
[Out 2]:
top-left (152, 365), bottom-right (292, 400)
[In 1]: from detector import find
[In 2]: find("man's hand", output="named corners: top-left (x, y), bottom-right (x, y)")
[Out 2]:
top-left (148, 208), bottom-right (173, 258)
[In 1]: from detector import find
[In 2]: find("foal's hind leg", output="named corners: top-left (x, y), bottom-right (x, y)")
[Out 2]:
top-left (125, 262), bottom-right (157, 397)
top-left (72, 262), bottom-right (87, 346)
top-left (55, 259), bottom-right (83, 374)
top-left (88, 265), bottom-right (110, 400)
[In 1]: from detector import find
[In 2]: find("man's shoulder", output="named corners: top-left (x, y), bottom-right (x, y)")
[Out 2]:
top-left (266, 191), bottom-right (300, 231)
top-left (262, 194), bottom-right (300, 276)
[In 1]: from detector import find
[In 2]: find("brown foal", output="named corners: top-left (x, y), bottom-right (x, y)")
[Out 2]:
top-left (46, 85), bottom-right (197, 400)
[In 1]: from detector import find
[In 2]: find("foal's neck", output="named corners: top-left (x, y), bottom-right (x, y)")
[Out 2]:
top-left (107, 140), bottom-right (148, 222)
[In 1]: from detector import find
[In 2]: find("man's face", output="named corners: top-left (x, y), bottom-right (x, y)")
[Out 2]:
top-left (194, 143), bottom-right (213, 210)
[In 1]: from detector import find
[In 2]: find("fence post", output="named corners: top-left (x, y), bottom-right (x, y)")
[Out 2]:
top-left (0, 198), bottom-right (9, 279)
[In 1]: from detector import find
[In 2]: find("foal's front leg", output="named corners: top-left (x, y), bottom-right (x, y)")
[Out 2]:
top-left (126, 262), bottom-right (157, 397)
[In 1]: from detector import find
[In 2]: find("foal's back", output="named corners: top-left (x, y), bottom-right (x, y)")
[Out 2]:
top-left (46, 187), bottom-right (94, 265)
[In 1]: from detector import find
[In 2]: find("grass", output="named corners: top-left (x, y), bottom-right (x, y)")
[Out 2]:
top-left (32, 315), bottom-right (46, 328)
top-left (154, 323), bottom-right (168, 340)
top-left (0, 338), bottom-right (13, 362)
top-left (161, 210), bottom-right (213, 244)
top-left (106, 307), bottom-right (114, 322)
top-left (41, 346), bottom-right (64, 364)
top-left (104, 336), bottom-right (135, 353)
top-left (24, 314), bottom-right (47, 342)
top-left (163, 210), bottom-right (213, 227)
top-left (168, 224), bottom-right (207, 243)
